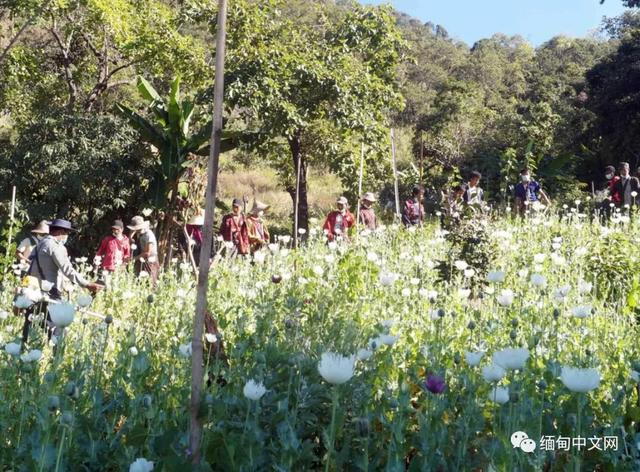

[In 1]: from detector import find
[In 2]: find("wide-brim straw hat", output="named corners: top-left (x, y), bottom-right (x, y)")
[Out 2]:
top-left (250, 201), bottom-right (270, 215)
top-left (31, 220), bottom-right (50, 235)
top-left (336, 196), bottom-right (349, 205)
top-left (188, 214), bottom-right (205, 225)
top-left (361, 192), bottom-right (377, 203)
top-left (127, 216), bottom-right (149, 231)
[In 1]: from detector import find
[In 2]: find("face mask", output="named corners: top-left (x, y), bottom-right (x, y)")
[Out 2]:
top-left (521, 175), bottom-right (531, 183)
top-left (258, 211), bottom-right (264, 217)
top-left (60, 235), bottom-right (69, 245)
top-left (605, 174), bottom-right (613, 180)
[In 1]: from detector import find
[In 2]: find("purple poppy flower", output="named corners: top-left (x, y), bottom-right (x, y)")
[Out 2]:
top-left (424, 373), bottom-right (446, 394)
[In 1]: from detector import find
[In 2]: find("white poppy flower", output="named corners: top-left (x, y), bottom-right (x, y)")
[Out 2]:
top-left (530, 274), bottom-right (547, 288)
top-left (487, 271), bottom-right (506, 283)
top-left (77, 294), bottom-right (93, 308)
top-left (482, 364), bottom-right (506, 382)
top-left (560, 367), bottom-right (600, 393)
top-left (571, 305), bottom-right (592, 319)
top-left (318, 352), bottom-right (355, 385)
top-left (577, 280), bottom-right (593, 294)
top-left (533, 253), bottom-right (546, 264)
top-left (356, 348), bottom-right (373, 361)
top-left (178, 343), bottom-right (192, 358)
top-left (492, 348), bottom-right (529, 370)
top-left (454, 260), bottom-right (468, 271)
top-left (5, 342), bottom-right (21, 356)
top-left (0, 311), bottom-right (8, 320)
top-left (253, 251), bottom-right (267, 264)
top-left (205, 333), bottom-right (217, 343)
top-left (48, 302), bottom-right (75, 328)
top-left (243, 379), bottom-right (267, 400)
top-left (496, 289), bottom-right (515, 307)
top-left (464, 351), bottom-right (485, 367)
top-left (129, 457), bottom-right (154, 472)
top-left (129, 346), bottom-right (139, 356)
top-left (379, 272), bottom-right (398, 287)
top-left (14, 295), bottom-right (34, 309)
top-left (488, 386), bottom-right (510, 404)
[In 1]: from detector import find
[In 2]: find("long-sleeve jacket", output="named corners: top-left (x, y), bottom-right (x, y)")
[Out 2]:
top-left (29, 235), bottom-right (89, 297)
top-left (323, 211), bottom-right (355, 241)
top-left (401, 199), bottom-right (424, 227)
top-left (245, 216), bottom-right (269, 252)
top-left (95, 235), bottom-right (131, 271)
top-left (219, 214), bottom-right (249, 254)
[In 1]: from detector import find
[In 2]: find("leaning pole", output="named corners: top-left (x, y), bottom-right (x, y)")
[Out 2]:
top-left (190, 0), bottom-right (228, 463)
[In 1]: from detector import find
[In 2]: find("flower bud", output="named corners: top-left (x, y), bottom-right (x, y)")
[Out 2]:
top-left (510, 330), bottom-right (517, 341)
top-left (511, 318), bottom-right (519, 328)
top-left (437, 308), bottom-right (445, 318)
top-left (454, 353), bottom-right (461, 364)
top-left (105, 315), bottom-right (113, 325)
top-left (147, 294), bottom-right (154, 304)
top-left (142, 394), bottom-right (153, 408)
top-left (467, 321), bottom-right (476, 331)
top-left (61, 411), bottom-right (74, 426)
top-left (47, 395), bottom-right (60, 412)
top-left (553, 308), bottom-right (560, 319)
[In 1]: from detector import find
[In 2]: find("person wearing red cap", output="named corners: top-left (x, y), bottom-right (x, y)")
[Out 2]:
top-left (94, 220), bottom-right (131, 273)
top-left (323, 196), bottom-right (355, 241)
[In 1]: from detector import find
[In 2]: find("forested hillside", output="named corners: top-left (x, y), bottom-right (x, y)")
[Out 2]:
top-left (1, 0), bottom-right (639, 239)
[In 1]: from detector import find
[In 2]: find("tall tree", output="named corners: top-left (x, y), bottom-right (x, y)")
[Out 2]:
top-left (222, 0), bottom-right (404, 233)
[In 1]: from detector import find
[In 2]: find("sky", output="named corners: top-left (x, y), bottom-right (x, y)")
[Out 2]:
top-left (359, 0), bottom-right (628, 46)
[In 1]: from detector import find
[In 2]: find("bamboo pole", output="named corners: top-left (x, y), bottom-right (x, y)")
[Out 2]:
top-left (293, 151), bottom-right (302, 249)
top-left (391, 129), bottom-right (401, 219)
top-left (190, 0), bottom-right (228, 463)
top-left (6, 186), bottom-right (16, 259)
top-left (355, 143), bottom-right (365, 231)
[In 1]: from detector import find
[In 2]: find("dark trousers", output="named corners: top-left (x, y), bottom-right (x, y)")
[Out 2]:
top-left (21, 295), bottom-right (60, 346)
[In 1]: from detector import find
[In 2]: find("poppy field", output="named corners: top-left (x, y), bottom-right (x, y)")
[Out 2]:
top-left (2, 210), bottom-right (640, 471)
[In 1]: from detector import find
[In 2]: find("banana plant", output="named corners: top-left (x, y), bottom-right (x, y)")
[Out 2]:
top-left (116, 75), bottom-right (238, 263)
top-left (116, 75), bottom-right (237, 207)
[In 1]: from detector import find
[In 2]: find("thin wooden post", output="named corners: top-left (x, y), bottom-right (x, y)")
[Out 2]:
top-left (293, 151), bottom-right (302, 249)
top-left (190, 0), bottom-right (228, 463)
top-left (6, 186), bottom-right (16, 259)
top-left (355, 143), bottom-right (365, 231)
top-left (391, 129), bottom-right (401, 219)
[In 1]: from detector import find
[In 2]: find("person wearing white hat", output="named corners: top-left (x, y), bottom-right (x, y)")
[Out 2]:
top-left (127, 216), bottom-right (159, 286)
top-left (94, 220), bottom-right (131, 273)
top-left (323, 196), bottom-right (355, 242)
top-left (16, 220), bottom-right (49, 265)
top-left (183, 211), bottom-right (205, 264)
top-left (359, 192), bottom-right (378, 231)
top-left (245, 201), bottom-right (270, 253)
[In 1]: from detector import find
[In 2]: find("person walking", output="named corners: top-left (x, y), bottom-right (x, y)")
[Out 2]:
top-left (514, 168), bottom-right (551, 215)
top-left (183, 211), bottom-right (204, 265)
top-left (245, 201), bottom-right (270, 253)
top-left (359, 192), bottom-right (378, 231)
top-left (463, 171), bottom-right (484, 205)
top-left (24, 219), bottom-right (102, 344)
top-left (94, 220), bottom-right (131, 274)
top-left (127, 216), bottom-right (160, 286)
top-left (402, 185), bottom-right (425, 227)
top-left (323, 196), bottom-right (356, 241)
top-left (15, 220), bottom-right (49, 265)
top-left (219, 198), bottom-right (249, 256)
top-left (613, 162), bottom-right (640, 210)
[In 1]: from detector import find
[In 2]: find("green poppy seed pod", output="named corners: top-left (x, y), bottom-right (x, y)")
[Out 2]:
top-left (284, 319), bottom-right (294, 329)
top-left (585, 349), bottom-right (592, 357)
top-left (0, 283), bottom-right (4, 292)
top-left (467, 321), bottom-right (476, 330)
top-left (567, 414), bottom-right (577, 428)
top-left (454, 353), bottom-right (461, 364)
top-left (105, 315), bottom-right (113, 324)
top-left (532, 335), bottom-right (540, 346)
top-left (389, 398), bottom-right (399, 409)
top-left (509, 391), bottom-right (519, 403)
top-left (437, 308), bottom-right (445, 318)
top-left (511, 318), bottom-right (519, 328)
top-left (632, 361), bottom-right (640, 372)
top-left (354, 417), bottom-right (370, 438)
top-left (510, 330), bottom-right (517, 341)
top-left (538, 379), bottom-right (548, 390)
top-left (82, 318), bottom-right (89, 325)
top-left (47, 395), bottom-right (60, 412)
top-left (147, 294), bottom-right (154, 304)
top-left (142, 394), bottom-right (153, 408)
top-left (44, 372), bottom-right (55, 384)
top-left (205, 393), bottom-right (214, 406)
top-left (553, 308), bottom-right (560, 319)
top-left (64, 381), bottom-right (76, 397)
top-left (61, 411), bottom-right (74, 426)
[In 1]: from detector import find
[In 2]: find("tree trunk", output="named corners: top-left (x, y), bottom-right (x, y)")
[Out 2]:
top-left (287, 132), bottom-right (309, 242)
